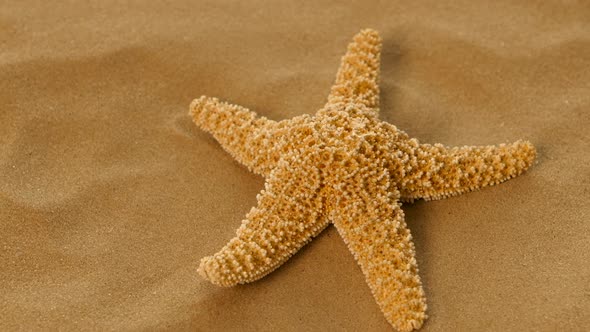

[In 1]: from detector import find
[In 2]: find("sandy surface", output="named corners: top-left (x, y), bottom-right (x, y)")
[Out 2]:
top-left (1, 1), bottom-right (589, 331)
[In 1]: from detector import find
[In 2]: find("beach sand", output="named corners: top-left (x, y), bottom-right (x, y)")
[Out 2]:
top-left (1, 1), bottom-right (589, 330)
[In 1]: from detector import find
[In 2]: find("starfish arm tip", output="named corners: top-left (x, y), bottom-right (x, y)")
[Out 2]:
top-left (189, 95), bottom-right (207, 116)
top-left (198, 255), bottom-right (234, 287)
top-left (518, 139), bottom-right (537, 165)
top-left (358, 28), bottom-right (381, 39)
top-left (189, 96), bottom-right (280, 176)
top-left (323, 28), bottom-right (383, 115)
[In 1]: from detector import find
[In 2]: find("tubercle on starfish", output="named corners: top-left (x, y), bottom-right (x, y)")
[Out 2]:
top-left (191, 29), bottom-right (536, 332)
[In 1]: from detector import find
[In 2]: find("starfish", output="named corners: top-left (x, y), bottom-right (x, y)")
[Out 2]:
top-left (191, 29), bottom-right (536, 331)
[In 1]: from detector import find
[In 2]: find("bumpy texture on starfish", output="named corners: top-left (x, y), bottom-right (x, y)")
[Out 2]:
top-left (191, 29), bottom-right (536, 331)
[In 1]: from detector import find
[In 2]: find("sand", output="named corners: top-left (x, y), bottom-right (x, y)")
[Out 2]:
top-left (1, 1), bottom-right (589, 331)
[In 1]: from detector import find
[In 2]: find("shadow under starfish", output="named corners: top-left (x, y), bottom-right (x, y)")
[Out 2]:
top-left (190, 29), bottom-right (536, 332)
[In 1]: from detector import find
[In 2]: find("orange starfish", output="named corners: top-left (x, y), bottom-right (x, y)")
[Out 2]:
top-left (191, 29), bottom-right (536, 331)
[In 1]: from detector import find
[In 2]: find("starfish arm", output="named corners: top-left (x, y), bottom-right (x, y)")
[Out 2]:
top-left (190, 96), bottom-right (279, 176)
top-left (198, 159), bottom-right (329, 287)
top-left (330, 170), bottom-right (427, 332)
top-left (324, 28), bottom-right (382, 115)
top-left (393, 139), bottom-right (537, 202)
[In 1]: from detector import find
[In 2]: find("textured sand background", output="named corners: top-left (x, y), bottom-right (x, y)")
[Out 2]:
top-left (1, 1), bottom-right (589, 331)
